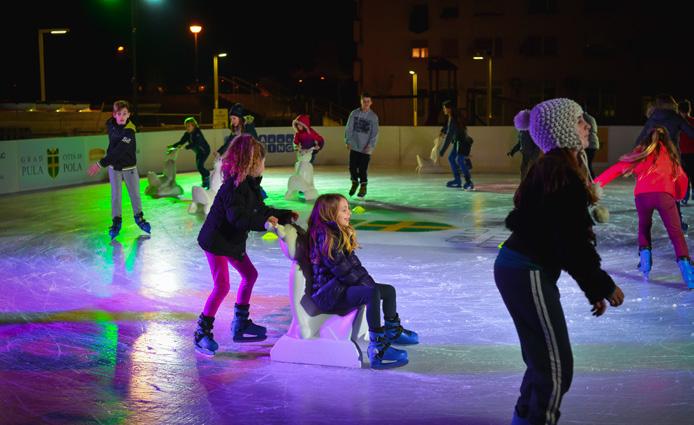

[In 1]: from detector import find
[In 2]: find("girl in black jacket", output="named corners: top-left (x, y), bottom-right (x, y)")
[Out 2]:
top-left (438, 100), bottom-right (474, 190)
top-left (307, 194), bottom-right (418, 369)
top-left (168, 117), bottom-right (211, 188)
top-left (496, 99), bottom-right (624, 425)
top-left (194, 134), bottom-right (297, 356)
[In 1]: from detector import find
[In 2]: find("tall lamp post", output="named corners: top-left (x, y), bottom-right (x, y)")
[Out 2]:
top-left (212, 52), bottom-right (228, 128)
top-left (409, 70), bottom-right (418, 127)
top-left (189, 25), bottom-right (202, 84)
top-left (473, 53), bottom-right (493, 125)
top-left (37, 28), bottom-right (69, 102)
top-left (213, 53), bottom-right (227, 109)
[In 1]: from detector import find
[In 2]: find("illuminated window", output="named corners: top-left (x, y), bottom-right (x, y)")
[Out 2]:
top-left (411, 47), bottom-right (429, 58)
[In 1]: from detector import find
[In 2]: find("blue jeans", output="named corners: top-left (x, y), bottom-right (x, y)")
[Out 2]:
top-left (448, 150), bottom-right (471, 183)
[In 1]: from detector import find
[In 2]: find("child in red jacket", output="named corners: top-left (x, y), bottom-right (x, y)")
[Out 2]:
top-left (292, 115), bottom-right (324, 164)
top-left (595, 126), bottom-right (693, 287)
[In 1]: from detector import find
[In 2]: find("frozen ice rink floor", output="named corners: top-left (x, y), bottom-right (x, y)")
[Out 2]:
top-left (1, 167), bottom-right (693, 425)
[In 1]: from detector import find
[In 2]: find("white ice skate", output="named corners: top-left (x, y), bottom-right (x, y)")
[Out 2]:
top-left (145, 147), bottom-right (183, 198)
top-left (188, 157), bottom-right (223, 215)
top-left (285, 148), bottom-right (319, 201)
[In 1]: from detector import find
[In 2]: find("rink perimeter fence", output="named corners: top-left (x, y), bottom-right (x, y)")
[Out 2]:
top-left (0, 126), bottom-right (643, 194)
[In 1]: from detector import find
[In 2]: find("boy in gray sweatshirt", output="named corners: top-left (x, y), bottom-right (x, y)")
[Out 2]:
top-left (345, 93), bottom-right (379, 197)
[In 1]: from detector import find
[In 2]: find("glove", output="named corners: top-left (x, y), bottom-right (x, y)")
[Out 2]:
top-left (506, 150), bottom-right (513, 157)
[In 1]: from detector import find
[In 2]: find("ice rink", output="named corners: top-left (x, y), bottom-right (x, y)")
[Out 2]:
top-left (1, 167), bottom-right (693, 425)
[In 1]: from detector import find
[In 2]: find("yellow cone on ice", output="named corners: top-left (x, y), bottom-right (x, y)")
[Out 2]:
top-left (352, 206), bottom-right (366, 214)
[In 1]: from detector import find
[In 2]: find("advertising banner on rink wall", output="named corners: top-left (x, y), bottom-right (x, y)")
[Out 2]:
top-left (0, 141), bottom-right (19, 194)
top-left (0, 126), bottom-right (643, 195)
top-left (16, 137), bottom-right (91, 191)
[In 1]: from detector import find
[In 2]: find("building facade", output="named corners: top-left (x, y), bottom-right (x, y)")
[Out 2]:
top-left (353, 0), bottom-right (692, 125)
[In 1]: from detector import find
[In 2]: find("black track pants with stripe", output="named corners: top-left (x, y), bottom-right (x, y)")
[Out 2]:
top-left (494, 258), bottom-right (573, 425)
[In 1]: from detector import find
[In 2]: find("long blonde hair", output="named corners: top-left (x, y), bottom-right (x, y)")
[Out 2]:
top-left (620, 126), bottom-right (681, 179)
top-left (308, 194), bottom-right (358, 263)
top-left (221, 134), bottom-right (266, 186)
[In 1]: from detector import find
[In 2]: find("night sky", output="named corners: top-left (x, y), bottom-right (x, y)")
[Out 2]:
top-left (3, 0), bottom-right (356, 104)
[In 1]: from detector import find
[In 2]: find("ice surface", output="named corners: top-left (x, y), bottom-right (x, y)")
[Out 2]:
top-left (0, 167), bottom-right (692, 425)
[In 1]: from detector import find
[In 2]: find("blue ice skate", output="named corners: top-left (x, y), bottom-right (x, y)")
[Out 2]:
top-left (677, 257), bottom-right (694, 289)
top-left (368, 330), bottom-right (408, 369)
top-left (134, 212), bottom-right (151, 234)
top-left (109, 216), bottom-right (122, 240)
top-left (463, 180), bottom-right (475, 191)
top-left (637, 248), bottom-right (651, 279)
top-left (446, 180), bottom-right (462, 188)
top-left (194, 313), bottom-right (219, 356)
top-left (232, 304), bottom-right (267, 342)
top-left (384, 315), bottom-right (419, 345)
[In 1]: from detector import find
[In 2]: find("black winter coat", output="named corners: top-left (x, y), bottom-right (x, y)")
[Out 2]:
top-left (310, 226), bottom-right (376, 312)
top-left (98, 118), bottom-right (137, 170)
top-left (635, 108), bottom-right (694, 147)
top-left (503, 150), bottom-right (616, 304)
top-left (439, 117), bottom-right (472, 156)
top-left (198, 175), bottom-right (292, 259)
top-left (172, 128), bottom-right (210, 154)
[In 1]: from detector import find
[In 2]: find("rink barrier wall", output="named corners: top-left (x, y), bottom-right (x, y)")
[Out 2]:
top-left (0, 126), bottom-right (643, 194)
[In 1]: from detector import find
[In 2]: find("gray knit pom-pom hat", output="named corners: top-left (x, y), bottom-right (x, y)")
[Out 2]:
top-left (514, 98), bottom-right (584, 153)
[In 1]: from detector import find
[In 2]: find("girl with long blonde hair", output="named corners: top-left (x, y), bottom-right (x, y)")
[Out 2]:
top-left (307, 194), bottom-right (418, 369)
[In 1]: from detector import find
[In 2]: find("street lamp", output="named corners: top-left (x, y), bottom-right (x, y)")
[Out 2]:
top-left (38, 28), bottom-right (69, 102)
top-left (212, 52), bottom-right (228, 128)
top-left (473, 53), bottom-right (493, 125)
top-left (409, 70), bottom-right (417, 127)
top-left (213, 52), bottom-right (227, 109)
top-left (189, 25), bottom-right (202, 83)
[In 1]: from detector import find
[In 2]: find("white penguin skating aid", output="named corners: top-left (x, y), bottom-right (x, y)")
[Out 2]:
top-left (145, 146), bottom-right (184, 198)
top-left (188, 157), bottom-right (223, 215)
top-left (285, 148), bottom-right (319, 201)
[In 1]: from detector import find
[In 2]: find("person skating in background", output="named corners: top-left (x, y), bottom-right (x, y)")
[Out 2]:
top-left (495, 98), bottom-right (624, 425)
top-left (307, 193), bottom-right (418, 369)
top-left (636, 94), bottom-right (694, 231)
top-left (439, 100), bottom-right (474, 190)
top-left (194, 134), bottom-right (298, 356)
top-left (582, 111), bottom-right (599, 179)
top-left (677, 100), bottom-right (694, 204)
top-left (507, 128), bottom-right (541, 180)
top-left (636, 94), bottom-right (694, 147)
top-left (217, 103), bottom-right (259, 157)
top-left (595, 126), bottom-right (693, 287)
top-left (168, 117), bottom-right (211, 188)
top-left (87, 100), bottom-right (151, 239)
top-left (345, 93), bottom-right (379, 198)
top-left (292, 114), bottom-right (325, 164)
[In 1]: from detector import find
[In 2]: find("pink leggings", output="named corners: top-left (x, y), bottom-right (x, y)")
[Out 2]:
top-left (635, 192), bottom-right (689, 258)
top-left (202, 251), bottom-right (258, 317)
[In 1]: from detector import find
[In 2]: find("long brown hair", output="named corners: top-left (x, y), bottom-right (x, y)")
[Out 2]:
top-left (619, 126), bottom-right (681, 179)
top-left (515, 148), bottom-right (598, 206)
top-left (221, 134), bottom-right (266, 186)
top-left (308, 194), bottom-right (358, 263)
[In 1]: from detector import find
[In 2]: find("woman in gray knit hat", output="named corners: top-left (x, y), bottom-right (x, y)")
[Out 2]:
top-left (494, 98), bottom-right (625, 425)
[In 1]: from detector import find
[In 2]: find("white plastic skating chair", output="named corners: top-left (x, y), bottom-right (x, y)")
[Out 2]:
top-left (266, 222), bottom-right (368, 368)
top-left (285, 148), bottom-right (319, 201)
